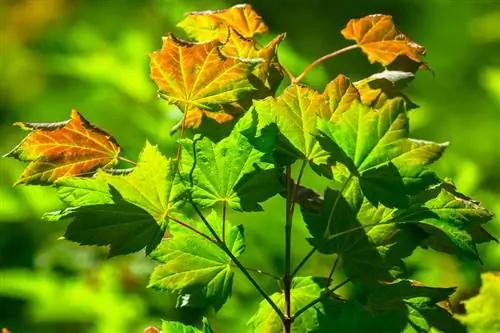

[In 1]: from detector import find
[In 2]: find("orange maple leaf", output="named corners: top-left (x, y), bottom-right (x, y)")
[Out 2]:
top-left (341, 14), bottom-right (428, 70)
top-left (5, 110), bottom-right (121, 185)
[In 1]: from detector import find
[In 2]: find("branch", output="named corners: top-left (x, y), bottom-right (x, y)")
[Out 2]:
top-left (190, 200), bottom-right (285, 321)
top-left (284, 160), bottom-right (307, 332)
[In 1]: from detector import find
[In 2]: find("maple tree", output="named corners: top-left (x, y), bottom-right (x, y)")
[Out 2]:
top-left (5, 3), bottom-right (496, 333)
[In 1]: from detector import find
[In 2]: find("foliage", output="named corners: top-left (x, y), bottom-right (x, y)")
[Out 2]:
top-left (3, 3), bottom-right (498, 333)
top-left (458, 273), bottom-right (500, 332)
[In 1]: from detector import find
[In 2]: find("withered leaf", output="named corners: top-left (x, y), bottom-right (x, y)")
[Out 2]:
top-left (178, 3), bottom-right (268, 41)
top-left (220, 28), bottom-right (285, 94)
top-left (149, 34), bottom-right (258, 127)
top-left (5, 110), bottom-right (120, 185)
top-left (341, 14), bottom-right (428, 70)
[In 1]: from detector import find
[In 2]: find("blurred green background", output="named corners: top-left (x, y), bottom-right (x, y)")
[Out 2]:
top-left (1, 0), bottom-right (499, 332)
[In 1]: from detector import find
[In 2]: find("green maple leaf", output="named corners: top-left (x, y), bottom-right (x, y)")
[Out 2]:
top-left (161, 318), bottom-right (213, 333)
top-left (161, 321), bottom-right (201, 333)
top-left (392, 181), bottom-right (496, 260)
top-left (44, 142), bottom-right (187, 256)
top-left (317, 98), bottom-right (446, 207)
top-left (458, 272), bottom-right (500, 333)
top-left (301, 181), bottom-right (427, 282)
top-left (248, 277), bottom-right (327, 333)
top-left (301, 177), bottom-right (494, 281)
top-left (354, 70), bottom-right (418, 110)
top-left (149, 211), bottom-right (245, 311)
top-left (314, 280), bottom-right (463, 333)
top-left (180, 113), bottom-right (281, 211)
top-left (253, 84), bottom-right (327, 167)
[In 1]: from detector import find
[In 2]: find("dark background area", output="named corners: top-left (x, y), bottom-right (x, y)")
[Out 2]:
top-left (1, 0), bottom-right (499, 332)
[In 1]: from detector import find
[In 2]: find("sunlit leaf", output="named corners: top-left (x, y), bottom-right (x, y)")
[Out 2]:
top-left (220, 29), bottom-right (285, 94)
top-left (458, 272), bottom-right (500, 333)
top-left (98, 142), bottom-right (187, 222)
top-left (5, 110), bottom-right (120, 185)
top-left (317, 98), bottom-right (446, 207)
top-left (162, 320), bottom-right (202, 333)
top-left (301, 183), bottom-right (427, 281)
top-left (392, 181), bottom-right (496, 260)
top-left (149, 211), bottom-right (245, 311)
top-left (253, 84), bottom-right (327, 166)
top-left (318, 74), bottom-right (360, 122)
top-left (248, 277), bottom-right (326, 333)
top-left (45, 142), bottom-right (187, 256)
top-left (354, 70), bottom-right (418, 110)
top-left (149, 35), bottom-right (258, 127)
top-left (180, 114), bottom-right (281, 211)
top-left (178, 4), bottom-right (268, 41)
top-left (341, 14), bottom-right (428, 70)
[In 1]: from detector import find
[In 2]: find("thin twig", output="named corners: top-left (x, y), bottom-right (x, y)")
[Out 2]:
top-left (117, 156), bottom-right (137, 166)
top-left (281, 64), bottom-right (296, 82)
top-left (326, 256), bottom-right (339, 286)
top-left (293, 44), bottom-right (359, 83)
top-left (291, 278), bottom-right (351, 321)
top-left (288, 161), bottom-right (307, 219)
top-left (222, 201), bottom-right (227, 243)
top-left (191, 200), bottom-right (285, 321)
top-left (231, 263), bottom-right (281, 280)
top-left (166, 214), bottom-right (215, 243)
top-left (175, 107), bottom-right (189, 162)
top-left (284, 160), bottom-right (307, 332)
top-left (291, 247), bottom-right (316, 277)
top-left (323, 175), bottom-right (352, 238)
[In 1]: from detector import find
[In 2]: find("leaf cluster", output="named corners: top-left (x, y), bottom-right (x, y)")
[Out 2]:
top-left (4, 4), bottom-right (496, 333)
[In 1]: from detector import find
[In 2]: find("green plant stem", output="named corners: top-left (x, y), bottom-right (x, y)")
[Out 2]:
top-left (327, 220), bottom-right (421, 242)
top-left (323, 175), bottom-right (352, 238)
top-left (117, 156), bottom-right (137, 166)
top-left (191, 200), bottom-right (285, 321)
top-left (222, 201), bottom-right (227, 243)
top-left (175, 106), bottom-right (189, 162)
top-left (281, 64), bottom-right (296, 82)
top-left (166, 214), bottom-right (215, 243)
top-left (291, 247), bottom-right (316, 277)
top-left (291, 278), bottom-right (351, 322)
top-left (231, 264), bottom-right (281, 280)
top-left (326, 256), bottom-right (339, 286)
top-left (284, 160), bottom-right (307, 332)
top-left (293, 44), bottom-right (359, 83)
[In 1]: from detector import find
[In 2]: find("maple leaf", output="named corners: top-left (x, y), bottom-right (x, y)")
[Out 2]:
top-left (44, 142), bottom-right (188, 256)
top-left (354, 70), bottom-right (418, 110)
top-left (253, 76), bottom-right (360, 172)
top-left (149, 211), bottom-right (245, 311)
top-left (5, 110), bottom-right (120, 185)
top-left (220, 28), bottom-right (285, 95)
top-left (149, 34), bottom-right (258, 127)
top-left (178, 3), bottom-right (268, 42)
top-left (180, 111), bottom-right (281, 211)
top-left (317, 98), bottom-right (446, 207)
top-left (458, 272), bottom-right (500, 332)
top-left (341, 14), bottom-right (428, 70)
top-left (324, 280), bottom-right (465, 333)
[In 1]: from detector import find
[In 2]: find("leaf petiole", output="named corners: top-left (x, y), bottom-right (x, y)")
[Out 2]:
top-left (291, 278), bottom-right (351, 322)
top-left (293, 44), bottom-right (359, 83)
top-left (191, 200), bottom-right (286, 321)
top-left (117, 156), bottom-right (137, 166)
